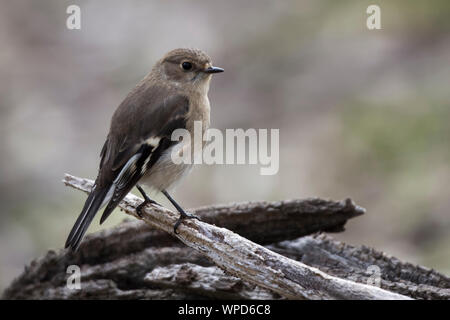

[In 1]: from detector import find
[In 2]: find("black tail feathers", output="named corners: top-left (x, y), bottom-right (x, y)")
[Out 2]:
top-left (65, 187), bottom-right (109, 251)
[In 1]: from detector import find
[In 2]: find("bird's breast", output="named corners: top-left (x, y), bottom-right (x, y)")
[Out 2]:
top-left (141, 92), bottom-right (210, 191)
top-left (186, 92), bottom-right (210, 137)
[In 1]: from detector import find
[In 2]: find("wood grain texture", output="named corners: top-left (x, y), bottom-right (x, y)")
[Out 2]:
top-left (4, 174), bottom-right (448, 299)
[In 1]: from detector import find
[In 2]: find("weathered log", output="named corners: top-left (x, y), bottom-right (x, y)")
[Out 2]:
top-left (145, 263), bottom-right (280, 299)
top-left (2, 172), bottom-right (365, 300)
top-left (4, 232), bottom-right (448, 299)
top-left (268, 236), bottom-right (450, 300)
top-left (2, 174), bottom-right (411, 299)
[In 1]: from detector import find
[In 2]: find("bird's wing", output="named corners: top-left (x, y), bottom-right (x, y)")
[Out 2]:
top-left (65, 84), bottom-right (189, 250)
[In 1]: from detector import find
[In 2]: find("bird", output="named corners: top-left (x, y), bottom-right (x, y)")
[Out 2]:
top-left (65, 48), bottom-right (224, 251)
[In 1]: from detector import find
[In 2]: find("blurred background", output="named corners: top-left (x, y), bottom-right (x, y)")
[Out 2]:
top-left (0, 0), bottom-right (449, 292)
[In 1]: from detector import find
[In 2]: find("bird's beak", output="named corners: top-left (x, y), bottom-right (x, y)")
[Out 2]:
top-left (204, 66), bottom-right (224, 74)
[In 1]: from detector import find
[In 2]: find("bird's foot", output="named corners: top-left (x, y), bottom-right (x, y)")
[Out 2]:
top-left (173, 212), bottom-right (201, 234)
top-left (135, 184), bottom-right (160, 218)
top-left (136, 198), bottom-right (159, 218)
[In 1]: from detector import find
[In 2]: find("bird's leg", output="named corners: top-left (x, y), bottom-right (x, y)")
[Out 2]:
top-left (161, 190), bottom-right (200, 234)
top-left (136, 184), bottom-right (160, 217)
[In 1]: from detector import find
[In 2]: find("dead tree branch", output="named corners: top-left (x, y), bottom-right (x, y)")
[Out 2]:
top-left (4, 174), bottom-right (448, 299)
top-left (65, 175), bottom-right (407, 298)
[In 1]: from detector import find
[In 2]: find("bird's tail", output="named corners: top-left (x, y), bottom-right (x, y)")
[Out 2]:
top-left (65, 186), bottom-right (110, 251)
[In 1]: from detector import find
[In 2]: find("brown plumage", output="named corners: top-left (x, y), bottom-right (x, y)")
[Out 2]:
top-left (65, 48), bottom-right (223, 251)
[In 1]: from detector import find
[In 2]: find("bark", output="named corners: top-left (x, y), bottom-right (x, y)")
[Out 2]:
top-left (268, 236), bottom-right (450, 300)
top-left (145, 263), bottom-right (279, 300)
top-left (2, 174), bottom-right (449, 300)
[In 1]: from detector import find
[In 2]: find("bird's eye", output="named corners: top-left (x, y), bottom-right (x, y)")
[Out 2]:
top-left (181, 61), bottom-right (193, 71)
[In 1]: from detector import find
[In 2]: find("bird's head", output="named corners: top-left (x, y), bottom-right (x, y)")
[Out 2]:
top-left (155, 48), bottom-right (224, 90)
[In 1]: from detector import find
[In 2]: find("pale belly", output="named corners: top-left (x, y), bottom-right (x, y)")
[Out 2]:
top-left (140, 143), bottom-right (194, 191)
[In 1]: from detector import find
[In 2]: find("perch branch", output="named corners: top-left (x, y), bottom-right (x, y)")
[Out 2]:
top-left (58, 174), bottom-right (409, 300)
top-left (63, 173), bottom-right (365, 248)
top-left (4, 177), bottom-right (448, 299)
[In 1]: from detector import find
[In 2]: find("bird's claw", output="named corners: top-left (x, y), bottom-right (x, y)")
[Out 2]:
top-left (173, 213), bottom-right (201, 234)
top-left (136, 198), bottom-right (159, 218)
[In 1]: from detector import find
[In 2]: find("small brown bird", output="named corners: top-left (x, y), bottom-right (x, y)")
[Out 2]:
top-left (65, 48), bottom-right (224, 251)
